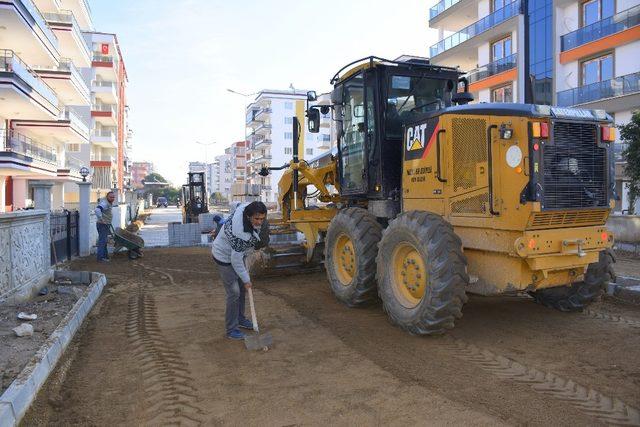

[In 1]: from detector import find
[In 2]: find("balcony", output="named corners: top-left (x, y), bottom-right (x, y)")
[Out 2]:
top-left (91, 104), bottom-right (118, 126)
top-left (467, 53), bottom-right (518, 92)
top-left (429, 0), bottom-right (521, 66)
top-left (429, 0), bottom-right (478, 30)
top-left (561, 5), bottom-right (640, 52)
top-left (0, 0), bottom-right (60, 66)
top-left (254, 122), bottom-right (272, 135)
top-left (252, 154), bottom-right (272, 164)
top-left (12, 106), bottom-right (89, 145)
top-left (557, 71), bottom-right (640, 111)
top-left (43, 10), bottom-right (91, 66)
top-left (0, 49), bottom-right (59, 118)
top-left (92, 53), bottom-right (118, 80)
top-left (34, 58), bottom-right (90, 105)
top-left (59, 0), bottom-right (93, 31)
top-left (92, 80), bottom-right (118, 103)
top-left (0, 130), bottom-right (59, 176)
top-left (254, 138), bottom-right (272, 149)
top-left (91, 129), bottom-right (117, 148)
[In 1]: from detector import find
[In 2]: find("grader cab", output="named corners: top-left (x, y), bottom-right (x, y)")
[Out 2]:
top-left (259, 56), bottom-right (616, 335)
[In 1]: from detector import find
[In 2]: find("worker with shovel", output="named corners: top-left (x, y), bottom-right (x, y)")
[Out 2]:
top-left (212, 201), bottom-right (268, 341)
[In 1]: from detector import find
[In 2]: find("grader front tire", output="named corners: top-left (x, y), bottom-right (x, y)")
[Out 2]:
top-left (376, 211), bottom-right (469, 335)
top-left (325, 208), bottom-right (382, 307)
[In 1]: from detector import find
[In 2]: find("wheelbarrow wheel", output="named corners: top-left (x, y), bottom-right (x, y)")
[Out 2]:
top-left (128, 250), bottom-right (140, 260)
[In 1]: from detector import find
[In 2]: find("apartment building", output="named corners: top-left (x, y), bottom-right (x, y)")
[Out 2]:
top-left (244, 90), bottom-right (332, 204)
top-left (80, 31), bottom-right (129, 202)
top-left (131, 160), bottom-right (153, 188)
top-left (211, 152), bottom-right (232, 198)
top-left (0, 0), bottom-right (93, 212)
top-left (427, 0), bottom-right (640, 211)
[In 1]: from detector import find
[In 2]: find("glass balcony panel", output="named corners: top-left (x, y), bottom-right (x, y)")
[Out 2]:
top-left (467, 53), bottom-right (518, 84)
top-left (0, 50), bottom-right (58, 106)
top-left (18, 0), bottom-right (59, 49)
top-left (556, 71), bottom-right (640, 106)
top-left (561, 5), bottom-right (640, 51)
top-left (429, 0), bottom-right (520, 57)
top-left (3, 130), bottom-right (57, 164)
top-left (430, 0), bottom-right (463, 20)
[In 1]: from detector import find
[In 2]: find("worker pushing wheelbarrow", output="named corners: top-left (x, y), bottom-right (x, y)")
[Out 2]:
top-left (109, 225), bottom-right (144, 260)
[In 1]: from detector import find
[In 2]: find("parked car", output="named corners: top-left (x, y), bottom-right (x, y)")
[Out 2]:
top-left (156, 197), bottom-right (168, 208)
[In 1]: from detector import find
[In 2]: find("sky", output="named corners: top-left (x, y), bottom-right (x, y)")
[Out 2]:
top-left (90, 0), bottom-right (440, 186)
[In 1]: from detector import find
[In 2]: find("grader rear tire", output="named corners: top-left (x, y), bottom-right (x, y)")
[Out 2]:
top-left (376, 211), bottom-right (469, 335)
top-left (530, 249), bottom-right (615, 312)
top-left (325, 208), bottom-right (382, 307)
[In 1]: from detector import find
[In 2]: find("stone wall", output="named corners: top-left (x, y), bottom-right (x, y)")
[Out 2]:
top-left (0, 211), bottom-right (51, 301)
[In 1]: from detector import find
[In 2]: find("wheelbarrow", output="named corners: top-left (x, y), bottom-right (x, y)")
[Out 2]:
top-left (109, 225), bottom-right (145, 260)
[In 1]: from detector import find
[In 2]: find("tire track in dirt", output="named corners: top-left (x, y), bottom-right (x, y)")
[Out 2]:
top-left (126, 286), bottom-right (203, 425)
top-left (134, 262), bottom-right (177, 286)
top-left (583, 309), bottom-right (640, 329)
top-left (445, 337), bottom-right (640, 426)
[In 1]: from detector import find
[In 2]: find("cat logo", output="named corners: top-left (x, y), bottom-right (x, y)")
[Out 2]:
top-left (406, 124), bottom-right (427, 152)
top-left (408, 138), bottom-right (423, 151)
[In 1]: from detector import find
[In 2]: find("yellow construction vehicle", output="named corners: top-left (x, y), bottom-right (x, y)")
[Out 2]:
top-left (257, 56), bottom-right (616, 335)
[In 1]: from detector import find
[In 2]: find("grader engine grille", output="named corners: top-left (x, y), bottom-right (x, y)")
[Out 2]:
top-left (542, 121), bottom-right (608, 210)
top-left (452, 118), bottom-right (487, 192)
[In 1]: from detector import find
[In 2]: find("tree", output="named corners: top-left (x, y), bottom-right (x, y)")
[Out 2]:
top-left (142, 173), bottom-right (181, 204)
top-left (619, 111), bottom-right (640, 214)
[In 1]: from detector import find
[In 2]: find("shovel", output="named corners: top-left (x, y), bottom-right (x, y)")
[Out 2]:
top-left (244, 287), bottom-right (273, 351)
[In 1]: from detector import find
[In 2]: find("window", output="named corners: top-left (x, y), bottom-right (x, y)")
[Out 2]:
top-left (582, 0), bottom-right (614, 27)
top-left (581, 54), bottom-right (613, 85)
top-left (386, 74), bottom-right (449, 139)
top-left (491, 36), bottom-right (512, 62)
top-left (284, 117), bottom-right (293, 124)
top-left (321, 134), bottom-right (331, 142)
top-left (66, 143), bottom-right (80, 152)
top-left (306, 148), bottom-right (313, 155)
top-left (284, 147), bottom-right (292, 154)
top-left (284, 132), bottom-right (293, 140)
top-left (284, 101), bottom-right (293, 110)
top-left (492, 84), bottom-right (513, 102)
top-left (492, 0), bottom-right (506, 11)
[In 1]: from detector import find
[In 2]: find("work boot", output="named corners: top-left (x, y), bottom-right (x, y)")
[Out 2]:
top-left (238, 318), bottom-right (254, 330)
top-left (226, 329), bottom-right (245, 340)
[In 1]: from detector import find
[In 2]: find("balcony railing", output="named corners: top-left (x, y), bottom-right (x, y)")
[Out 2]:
top-left (1, 49), bottom-right (58, 107)
top-left (561, 5), bottom-right (640, 51)
top-left (430, 0), bottom-right (521, 57)
top-left (63, 155), bottom-right (82, 171)
top-left (92, 104), bottom-right (117, 115)
top-left (2, 130), bottom-right (57, 164)
top-left (92, 53), bottom-right (116, 64)
top-left (93, 80), bottom-right (117, 88)
top-left (254, 138), bottom-right (272, 148)
top-left (254, 123), bottom-right (272, 133)
top-left (18, 0), bottom-right (59, 49)
top-left (59, 107), bottom-right (90, 134)
top-left (93, 129), bottom-right (116, 138)
top-left (429, 0), bottom-right (463, 20)
top-left (43, 10), bottom-right (92, 59)
top-left (557, 71), bottom-right (640, 107)
top-left (614, 143), bottom-right (629, 162)
top-left (467, 53), bottom-right (518, 84)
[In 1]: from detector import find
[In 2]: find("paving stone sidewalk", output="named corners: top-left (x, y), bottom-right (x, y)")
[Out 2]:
top-left (138, 207), bottom-right (182, 248)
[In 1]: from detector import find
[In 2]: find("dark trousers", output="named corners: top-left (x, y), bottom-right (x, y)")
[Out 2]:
top-left (218, 262), bottom-right (247, 334)
top-left (96, 223), bottom-right (110, 261)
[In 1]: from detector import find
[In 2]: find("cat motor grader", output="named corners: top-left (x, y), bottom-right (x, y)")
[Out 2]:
top-left (256, 56), bottom-right (616, 335)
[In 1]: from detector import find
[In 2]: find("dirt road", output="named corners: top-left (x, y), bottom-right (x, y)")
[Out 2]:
top-left (23, 247), bottom-right (640, 426)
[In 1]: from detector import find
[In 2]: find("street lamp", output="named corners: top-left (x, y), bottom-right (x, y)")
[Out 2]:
top-left (79, 166), bottom-right (90, 182)
top-left (226, 88), bottom-right (258, 97)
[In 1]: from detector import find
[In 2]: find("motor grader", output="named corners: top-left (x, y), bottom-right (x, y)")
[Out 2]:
top-left (256, 56), bottom-right (616, 335)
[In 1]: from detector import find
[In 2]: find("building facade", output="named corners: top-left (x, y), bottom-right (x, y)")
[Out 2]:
top-left (211, 152), bottom-right (232, 199)
top-left (1, 0), bottom-right (94, 212)
top-left (131, 161), bottom-right (153, 188)
top-left (428, 0), bottom-right (640, 211)
top-left (244, 90), bottom-right (333, 204)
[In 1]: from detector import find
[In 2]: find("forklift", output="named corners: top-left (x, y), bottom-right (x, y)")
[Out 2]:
top-left (181, 171), bottom-right (209, 223)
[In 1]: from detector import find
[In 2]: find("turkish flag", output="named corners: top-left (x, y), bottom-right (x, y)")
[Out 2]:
top-left (101, 44), bottom-right (109, 55)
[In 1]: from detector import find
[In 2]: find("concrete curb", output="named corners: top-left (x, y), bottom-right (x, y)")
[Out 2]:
top-left (607, 275), bottom-right (640, 305)
top-left (0, 272), bottom-right (107, 427)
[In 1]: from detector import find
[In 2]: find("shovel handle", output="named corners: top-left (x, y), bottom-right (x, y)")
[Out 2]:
top-left (247, 287), bottom-right (259, 333)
